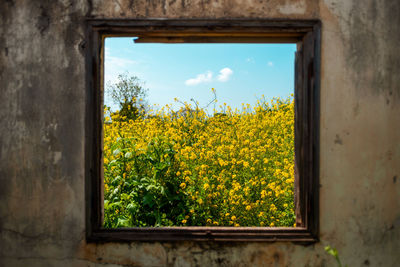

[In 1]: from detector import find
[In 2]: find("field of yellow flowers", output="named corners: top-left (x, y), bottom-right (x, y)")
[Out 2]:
top-left (103, 96), bottom-right (295, 228)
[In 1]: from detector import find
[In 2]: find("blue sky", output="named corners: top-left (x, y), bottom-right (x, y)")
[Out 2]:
top-left (104, 38), bottom-right (296, 112)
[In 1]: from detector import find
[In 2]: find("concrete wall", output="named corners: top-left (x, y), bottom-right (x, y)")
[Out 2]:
top-left (0, 0), bottom-right (399, 266)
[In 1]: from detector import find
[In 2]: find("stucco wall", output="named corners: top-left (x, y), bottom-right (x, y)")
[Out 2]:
top-left (0, 0), bottom-right (399, 266)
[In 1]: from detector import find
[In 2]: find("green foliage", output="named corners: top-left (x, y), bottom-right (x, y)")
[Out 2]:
top-left (103, 136), bottom-right (189, 227)
top-left (106, 73), bottom-right (148, 121)
top-left (325, 246), bottom-right (348, 267)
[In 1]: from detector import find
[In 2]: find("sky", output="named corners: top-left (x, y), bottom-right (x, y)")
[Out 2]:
top-left (104, 37), bottom-right (296, 113)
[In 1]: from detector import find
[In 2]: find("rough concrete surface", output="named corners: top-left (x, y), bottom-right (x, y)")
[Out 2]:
top-left (0, 0), bottom-right (399, 266)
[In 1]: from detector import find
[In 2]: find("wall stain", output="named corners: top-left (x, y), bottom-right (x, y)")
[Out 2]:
top-left (129, 0), bottom-right (134, 10)
top-left (346, 1), bottom-right (400, 100)
top-left (334, 134), bottom-right (343, 145)
top-left (5, 0), bottom-right (14, 7)
top-left (37, 5), bottom-right (50, 35)
top-left (353, 102), bottom-right (360, 116)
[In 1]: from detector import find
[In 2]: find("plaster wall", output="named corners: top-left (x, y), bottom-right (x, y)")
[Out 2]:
top-left (0, 0), bottom-right (399, 266)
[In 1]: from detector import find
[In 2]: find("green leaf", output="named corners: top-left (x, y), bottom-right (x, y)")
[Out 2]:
top-left (325, 246), bottom-right (338, 257)
top-left (153, 170), bottom-right (160, 180)
top-left (126, 203), bottom-right (137, 214)
top-left (140, 177), bottom-right (150, 183)
top-left (143, 194), bottom-right (155, 207)
top-left (148, 156), bottom-right (156, 164)
top-left (104, 200), bottom-right (109, 209)
top-left (113, 148), bottom-right (121, 156)
top-left (109, 201), bottom-right (121, 209)
top-left (117, 217), bottom-right (130, 227)
top-left (146, 184), bottom-right (157, 191)
top-left (111, 176), bottom-right (121, 186)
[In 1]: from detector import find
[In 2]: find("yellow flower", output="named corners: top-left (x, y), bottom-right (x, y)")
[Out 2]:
top-left (103, 96), bottom-right (296, 227)
top-left (182, 219), bottom-right (187, 224)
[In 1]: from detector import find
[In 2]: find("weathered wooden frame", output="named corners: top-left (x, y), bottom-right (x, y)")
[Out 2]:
top-left (85, 19), bottom-right (320, 242)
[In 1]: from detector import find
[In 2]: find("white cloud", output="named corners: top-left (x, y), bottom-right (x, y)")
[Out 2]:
top-left (185, 71), bottom-right (213, 86)
top-left (267, 61), bottom-right (274, 67)
top-left (246, 57), bottom-right (255, 63)
top-left (217, 67), bottom-right (233, 82)
top-left (184, 67), bottom-right (233, 86)
top-left (104, 47), bottom-right (141, 84)
top-left (104, 47), bottom-right (139, 72)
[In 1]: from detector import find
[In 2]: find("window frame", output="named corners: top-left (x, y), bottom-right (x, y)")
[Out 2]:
top-left (85, 19), bottom-right (320, 243)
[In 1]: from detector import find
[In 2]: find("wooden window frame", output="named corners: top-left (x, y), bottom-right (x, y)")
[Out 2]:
top-left (85, 19), bottom-right (320, 243)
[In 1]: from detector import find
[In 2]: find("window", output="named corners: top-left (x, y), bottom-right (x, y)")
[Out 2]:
top-left (103, 40), bottom-right (297, 229)
top-left (85, 19), bottom-right (320, 242)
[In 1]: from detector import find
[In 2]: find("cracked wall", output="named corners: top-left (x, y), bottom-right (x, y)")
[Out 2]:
top-left (0, 0), bottom-right (399, 266)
